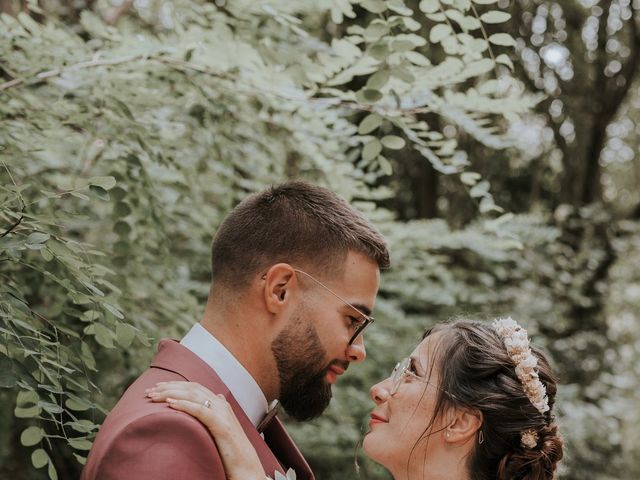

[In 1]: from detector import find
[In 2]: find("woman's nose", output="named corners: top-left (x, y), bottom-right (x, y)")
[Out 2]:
top-left (370, 377), bottom-right (392, 404)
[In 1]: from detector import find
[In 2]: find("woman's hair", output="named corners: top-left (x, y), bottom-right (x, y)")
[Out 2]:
top-left (424, 320), bottom-right (563, 480)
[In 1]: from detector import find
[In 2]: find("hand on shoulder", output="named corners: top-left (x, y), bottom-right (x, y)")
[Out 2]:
top-left (147, 381), bottom-right (267, 480)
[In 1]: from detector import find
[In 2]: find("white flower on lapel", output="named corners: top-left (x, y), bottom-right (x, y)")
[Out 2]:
top-left (270, 468), bottom-right (297, 480)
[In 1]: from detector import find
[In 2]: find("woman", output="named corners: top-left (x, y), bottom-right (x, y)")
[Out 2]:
top-left (147, 318), bottom-right (564, 479)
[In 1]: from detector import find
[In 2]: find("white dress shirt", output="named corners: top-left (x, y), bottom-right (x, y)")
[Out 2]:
top-left (180, 323), bottom-right (268, 428)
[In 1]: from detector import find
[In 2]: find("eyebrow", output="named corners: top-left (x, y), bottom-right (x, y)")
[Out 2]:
top-left (293, 269), bottom-right (373, 318)
top-left (349, 303), bottom-right (372, 317)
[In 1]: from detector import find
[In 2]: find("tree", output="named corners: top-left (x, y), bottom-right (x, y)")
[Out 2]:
top-left (510, 0), bottom-right (640, 207)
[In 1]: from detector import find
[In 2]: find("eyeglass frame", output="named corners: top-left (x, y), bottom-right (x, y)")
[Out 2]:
top-left (261, 267), bottom-right (374, 345)
top-left (389, 357), bottom-right (458, 400)
top-left (293, 269), bottom-right (375, 345)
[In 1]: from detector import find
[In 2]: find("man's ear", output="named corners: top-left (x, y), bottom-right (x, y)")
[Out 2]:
top-left (444, 407), bottom-right (483, 445)
top-left (262, 263), bottom-right (296, 314)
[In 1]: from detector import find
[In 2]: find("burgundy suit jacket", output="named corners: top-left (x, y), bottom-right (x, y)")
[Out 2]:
top-left (82, 339), bottom-right (314, 480)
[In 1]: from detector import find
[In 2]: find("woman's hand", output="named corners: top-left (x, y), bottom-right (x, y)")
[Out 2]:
top-left (146, 381), bottom-right (264, 480)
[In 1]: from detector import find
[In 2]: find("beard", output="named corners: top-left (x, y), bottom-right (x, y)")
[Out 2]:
top-left (271, 309), bottom-right (335, 421)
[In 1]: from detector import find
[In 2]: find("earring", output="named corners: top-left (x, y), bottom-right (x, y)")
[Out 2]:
top-left (445, 431), bottom-right (450, 438)
top-left (478, 430), bottom-right (485, 445)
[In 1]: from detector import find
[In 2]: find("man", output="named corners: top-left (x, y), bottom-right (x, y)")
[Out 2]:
top-left (82, 180), bottom-right (390, 480)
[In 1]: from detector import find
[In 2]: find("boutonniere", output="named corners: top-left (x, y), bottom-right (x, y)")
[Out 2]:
top-left (270, 468), bottom-right (296, 480)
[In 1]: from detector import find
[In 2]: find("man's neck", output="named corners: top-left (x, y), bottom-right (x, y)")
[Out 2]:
top-left (201, 309), bottom-right (279, 402)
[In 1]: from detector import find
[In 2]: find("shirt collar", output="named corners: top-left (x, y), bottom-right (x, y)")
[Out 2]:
top-left (180, 323), bottom-right (268, 428)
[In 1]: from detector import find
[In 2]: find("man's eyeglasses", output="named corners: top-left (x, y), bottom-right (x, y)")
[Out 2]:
top-left (293, 269), bottom-right (374, 345)
top-left (389, 357), bottom-right (457, 400)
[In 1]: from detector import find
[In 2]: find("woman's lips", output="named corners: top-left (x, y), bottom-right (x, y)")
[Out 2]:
top-left (369, 412), bottom-right (388, 428)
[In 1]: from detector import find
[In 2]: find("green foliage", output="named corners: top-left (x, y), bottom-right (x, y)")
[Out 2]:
top-left (0, 0), bottom-right (524, 476)
top-left (1, 1), bottom-right (638, 479)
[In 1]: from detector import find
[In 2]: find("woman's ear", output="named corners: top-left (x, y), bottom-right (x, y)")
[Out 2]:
top-left (444, 407), bottom-right (483, 445)
top-left (262, 263), bottom-right (296, 314)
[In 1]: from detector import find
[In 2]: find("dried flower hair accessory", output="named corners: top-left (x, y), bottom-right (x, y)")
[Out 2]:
top-left (493, 317), bottom-right (550, 448)
top-left (493, 317), bottom-right (549, 414)
top-left (521, 429), bottom-right (539, 449)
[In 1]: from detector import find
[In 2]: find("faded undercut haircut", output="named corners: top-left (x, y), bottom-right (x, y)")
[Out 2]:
top-left (210, 180), bottom-right (390, 290)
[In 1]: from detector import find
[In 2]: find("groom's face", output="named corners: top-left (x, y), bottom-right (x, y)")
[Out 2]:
top-left (271, 251), bottom-right (380, 420)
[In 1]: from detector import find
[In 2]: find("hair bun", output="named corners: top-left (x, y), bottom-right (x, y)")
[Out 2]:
top-left (498, 423), bottom-right (564, 480)
top-left (538, 423), bottom-right (564, 468)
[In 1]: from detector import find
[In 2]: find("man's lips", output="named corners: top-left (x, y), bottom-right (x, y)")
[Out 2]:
top-left (325, 364), bottom-right (346, 384)
top-left (369, 412), bottom-right (388, 428)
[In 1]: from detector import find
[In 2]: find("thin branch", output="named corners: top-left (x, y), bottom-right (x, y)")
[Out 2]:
top-left (0, 78), bottom-right (22, 90)
top-left (470, 3), bottom-right (497, 64)
top-left (2, 160), bottom-right (18, 187)
top-left (0, 53), bottom-right (147, 92)
top-left (0, 215), bottom-right (23, 238)
top-left (1, 160), bottom-right (27, 215)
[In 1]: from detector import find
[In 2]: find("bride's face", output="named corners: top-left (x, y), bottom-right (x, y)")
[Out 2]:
top-left (363, 333), bottom-right (448, 477)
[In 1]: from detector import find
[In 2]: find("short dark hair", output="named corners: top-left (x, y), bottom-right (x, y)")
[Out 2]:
top-left (422, 320), bottom-right (563, 480)
top-left (210, 181), bottom-right (390, 289)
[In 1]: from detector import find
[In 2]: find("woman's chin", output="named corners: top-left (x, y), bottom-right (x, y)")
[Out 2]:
top-left (362, 436), bottom-right (396, 476)
top-left (362, 433), bottom-right (372, 455)
top-left (362, 433), bottom-right (380, 463)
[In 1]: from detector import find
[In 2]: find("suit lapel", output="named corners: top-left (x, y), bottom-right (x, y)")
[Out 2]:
top-left (150, 340), bottom-right (285, 476)
top-left (264, 418), bottom-right (315, 480)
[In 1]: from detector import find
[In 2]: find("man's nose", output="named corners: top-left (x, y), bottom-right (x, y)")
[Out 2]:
top-left (346, 334), bottom-right (366, 363)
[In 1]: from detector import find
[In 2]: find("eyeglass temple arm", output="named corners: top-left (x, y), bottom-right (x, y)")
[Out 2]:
top-left (293, 269), bottom-right (373, 320)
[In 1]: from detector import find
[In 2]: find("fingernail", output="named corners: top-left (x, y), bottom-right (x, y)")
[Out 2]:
top-left (166, 398), bottom-right (175, 404)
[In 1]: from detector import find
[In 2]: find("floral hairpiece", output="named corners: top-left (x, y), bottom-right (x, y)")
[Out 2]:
top-left (492, 317), bottom-right (550, 449)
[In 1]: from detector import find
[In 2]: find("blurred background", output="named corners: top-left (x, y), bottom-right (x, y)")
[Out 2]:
top-left (1, 0), bottom-right (639, 478)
